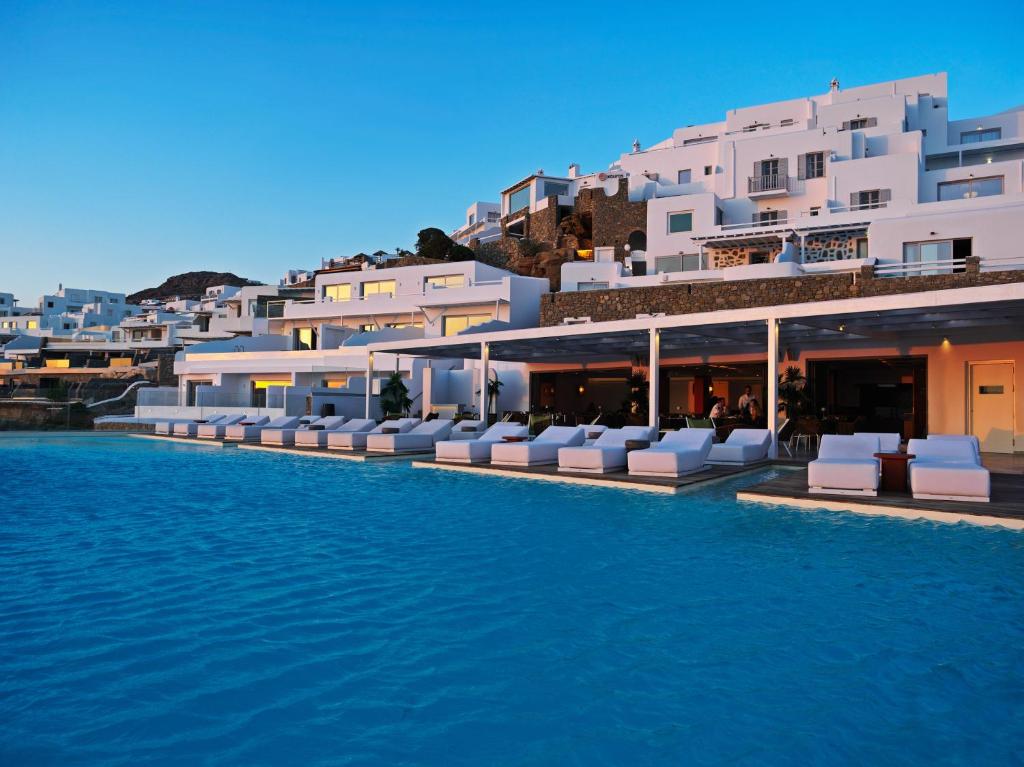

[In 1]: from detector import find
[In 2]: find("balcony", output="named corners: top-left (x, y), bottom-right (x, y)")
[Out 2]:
top-left (748, 174), bottom-right (791, 198)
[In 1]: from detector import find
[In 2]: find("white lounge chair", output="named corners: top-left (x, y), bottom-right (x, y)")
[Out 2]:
top-left (557, 426), bottom-right (657, 474)
top-left (706, 428), bottom-right (772, 465)
top-left (225, 416), bottom-right (300, 442)
top-left (627, 429), bottom-right (714, 478)
top-left (446, 420), bottom-right (486, 441)
top-left (296, 418), bottom-right (374, 448)
top-left (435, 423), bottom-right (530, 464)
top-left (926, 434), bottom-right (981, 463)
top-left (908, 438), bottom-right (990, 502)
top-left (329, 418), bottom-right (420, 451)
top-left (490, 426), bottom-right (585, 467)
top-left (807, 434), bottom-right (881, 496)
top-left (366, 419), bottom-right (454, 454)
top-left (854, 432), bottom-right (902, 453)
top-left (261, 416), bottom-right (348, 446)
top-left (173, 414), bottom-right (229, 437)
top-left (581, 424), bottom-right (609, 445)
top-left (196, 414), bottom-right (249, 439)
top-left (155, 419), bottom-right (195, 436)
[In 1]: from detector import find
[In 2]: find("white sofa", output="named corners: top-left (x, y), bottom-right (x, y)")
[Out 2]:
top-left (328, 418), bottom-right (419, 450)
top-left (196, 414), bottom-right (250, 439)
top-left (435, 423), bottom-right (530, 464)
top-left (446, 420), bottom-right (486, 440)
top-left (627, 429), bottom-right (714, 478)
top-left (557, 426), bottom-right (658, 474)
top-left (707, 429), bottom-right (772, 465)
top-left (908, 438), bottom-right (990, 502)
top-left (225, 416), bottom-right (300, 442)
top-left (261, 415), bottom-right (347, 446)
top-left (173, 413), bottom-right (229, 437)
top-left (366, 419), bottom-right (454, 454)
top-left (297, 418), bottom-right (374, 448)
top-left (854, 432), bottom-right (902, 453)
top-left (490, 426), bottom-right (586, 467)
top-left (807, 434), bottom-right (881, 496)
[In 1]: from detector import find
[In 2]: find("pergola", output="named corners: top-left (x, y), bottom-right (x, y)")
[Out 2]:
top-left (368, 282), bottom-right (1024, 457)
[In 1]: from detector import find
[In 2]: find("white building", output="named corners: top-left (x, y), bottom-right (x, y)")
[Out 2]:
top-left (451, 202), bottom-right (502, 246)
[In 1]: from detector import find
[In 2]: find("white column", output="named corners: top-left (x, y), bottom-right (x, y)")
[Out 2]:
top-left (799, 234), bottom-right (806, 263)
top-left (479, 341), bottom-right (490, 420)
top-left (767, 318), bottom-right (779, 459)
top-left (364, 351), bottom-right (374, 419)
top-left (648, 327), bottom-right (660, 432)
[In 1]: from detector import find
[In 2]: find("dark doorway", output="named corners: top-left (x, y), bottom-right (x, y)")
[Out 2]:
top-left (627, 230), bottom-right (647, 253)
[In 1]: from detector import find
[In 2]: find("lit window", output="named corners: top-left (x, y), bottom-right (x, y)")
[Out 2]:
top-left (324, 283), bottom-right (352, 301)
top-left (322, 377), bottom-right (349, 388)
top-left (443, 314), bottom-right (491, 336)
top-left (361, 280), bottom-right (396, 298)
top-left (938, 176), bottom-right (1003, 201)
top-left (26, 320), bottom-right (38, 329)
top-left (425, 274), bottom-right (465, 289)
top-left (961, 128), bottom-right (1001, 144)
top-left (296, 327), bottom-right (316, 350)
top-left (668, 212), bottom-right (693, 233)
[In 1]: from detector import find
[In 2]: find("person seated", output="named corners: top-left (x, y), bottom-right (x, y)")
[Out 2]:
top-left (709, 397), bottom-right (726, 420)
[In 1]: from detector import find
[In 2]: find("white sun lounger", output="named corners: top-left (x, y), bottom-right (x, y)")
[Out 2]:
top-left (581, 424), bottom-right (609, 445)
top-left (173, 414), bottom-right (229, 437)
top-left (925, 434), bottom-right (981, 463)
top-left (854, 432), bottom-right (902, 453)
top-left (557, 426), bottom-right (658, 474)
top-left (446, 420), bottom-right (486, 441)
top-left (908, 438), bottom-right (990, 502)
top-left (295, 418), bottom-right (373, 448)
top-left (628, 429), bottom-right (714, 478)
top-left (807, 434), bottom-right (881, 496)
top-left (366, 419), bottom-right (454, 453)
top-left (224, 416), bottom-right (300, 442)
top-left (261, 416), bottom-right (348, 446)
top-left (196, 414), bottom-right (249, 439)
top-left (329, 418), bottom-right (420, 451)
top-left (490, 426), bottom-right (585, 467)
top-left (435, 423), bottom-right (529, 464)
top-left (706, 428), bottom-right (772, 465)
top-left (155, 419), bottom-right (196, 436)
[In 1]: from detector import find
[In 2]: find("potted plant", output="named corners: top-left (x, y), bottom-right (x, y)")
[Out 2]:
top-left (379, 372), bottom-right (412, 416)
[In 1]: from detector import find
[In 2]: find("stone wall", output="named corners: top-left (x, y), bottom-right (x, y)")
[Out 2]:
top-left (575, 179), bottom-right (647, 261)
top-left (803, 231), bottom-right (862, 263)
top-left (539, 257), bottom-right (1022, 325)
top-left (708, 246), bottom-right (780, 269)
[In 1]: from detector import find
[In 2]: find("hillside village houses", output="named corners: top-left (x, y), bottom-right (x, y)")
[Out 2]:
top-left (5, 72), bottom-right (1024, 454)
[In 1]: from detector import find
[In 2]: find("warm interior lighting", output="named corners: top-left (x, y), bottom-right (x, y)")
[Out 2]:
top-left (838, 324), bottom-right (846, 332)
top-left (578, 385), bottom-right (585, 395)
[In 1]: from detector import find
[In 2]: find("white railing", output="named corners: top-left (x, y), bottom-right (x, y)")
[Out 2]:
top-left (874, 259), bottom-right (967, 278)
top-left (137, 387), bottom-right (181, 407)
top-left (720, 218), bottom-right (790, 231)
top-left (980, 257), bottom-right (1024, 273)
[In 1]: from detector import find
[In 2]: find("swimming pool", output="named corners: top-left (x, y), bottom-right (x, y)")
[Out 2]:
top-left (2, 434), bottom-right (1022, 764)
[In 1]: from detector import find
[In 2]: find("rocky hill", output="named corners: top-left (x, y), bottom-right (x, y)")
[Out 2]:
top-left (127, 272), bottom-right (263, 303)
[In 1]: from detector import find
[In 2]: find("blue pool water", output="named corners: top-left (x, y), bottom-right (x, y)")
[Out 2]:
top-left (1, 434), bottom-right (1022, 765)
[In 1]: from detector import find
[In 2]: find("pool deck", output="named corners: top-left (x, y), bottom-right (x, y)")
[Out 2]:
top-left (738, 469), bottom-right (1024, 529)
top-left (133, 434), bottom-right (432, 462)
top-left (410, 457), bottom-right (792, 494)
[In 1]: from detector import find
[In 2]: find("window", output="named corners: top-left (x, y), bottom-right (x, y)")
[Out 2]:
top-left (443, 314), bottom-right (491, 336)
top-left (704, 165), bottom-right (712, 176)
top-left (855, 238), bottom-right (869, 259)
top-left (324, 283), bottom-right (352, 302)
top-left (362, 280), bottom-right (396, 298)
top-left (754, 210), bottom-right (782, 225)
top-left (677, 169), bottom-right (691, 185)
top-left (296, 327), bottom-right (317, 351)
top-left (853, 190), bottom-right (885, 209)
top-left (668, 212), bottom-right (693, 233)
top-left (961, 128), bottom-right (1001, 144)
top-left (425, 274), bottom-right (465, 289)
top-left (63, 323), bottom-right (71, 330)
top-left (26, 320), bottom-right (38, 329)
top-left (780, 118), bottom-right (794, 127)
top-left (487, 211), bottom-right (499, 222)
top-left (508, 185), bottom-right (530, 213)
top-left (902, 239), bottom-right (971, 275)
top-left (359, 323), bottom-right (376, 332)
top-left (804, 151), bottom-right (825, 179)
top-left (848, 118), bottom-right (870, 130)
top-left (543, 181), bottom-right (569, 197)
top-left (46, 301), bottom-right (54, 309)
top-left (809, 206), bottom-right (821, 217)
top-left (938, 176), bottom-right (1003, 201)
top-left (759, 158), bottom-right (780, 177)
top-left (322, 377), bottom-right (350, 389)
top-left (578, 282), bottom-right (609, 291)
top-left (654, 254), bottom-right (701, 273)
top-left (468, 213), bottom-right (475, 225)
top-left (715, 207), bottom-right (724, 226)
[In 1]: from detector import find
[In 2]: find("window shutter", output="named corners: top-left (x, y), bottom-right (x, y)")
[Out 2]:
top-left (753, 160), bottom-right (763, 177)
top-left (841, 120), bottom-right (851, 131)
top-left (866, 117), bottom-right (878, 128)
top-left (778, 157), bottom-right (788, 179)
top-left (879, 188), bottom-right (891, 203)
top-left (797, 154), bottom-right (806, 180)
top-left (850, 192), bottom-right (859, 207)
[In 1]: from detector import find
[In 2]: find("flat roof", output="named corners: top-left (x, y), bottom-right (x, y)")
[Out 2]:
top-left (368, 283), bottom-right (1024, 362)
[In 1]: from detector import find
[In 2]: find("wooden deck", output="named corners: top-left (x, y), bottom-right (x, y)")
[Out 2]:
top-left (411, 458), bottom-right (779, 494)
top-left (737, 469), bottom-right (1024, 529)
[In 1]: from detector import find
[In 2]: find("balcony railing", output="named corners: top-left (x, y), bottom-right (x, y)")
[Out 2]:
top-left (874, 259), bottom-right (967, 278)
top-left (748, 174), bottom-right (790, 194)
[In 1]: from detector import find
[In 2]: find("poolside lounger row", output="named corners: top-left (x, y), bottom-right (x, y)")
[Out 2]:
top-left (261, 416), bottom-right (348, 446)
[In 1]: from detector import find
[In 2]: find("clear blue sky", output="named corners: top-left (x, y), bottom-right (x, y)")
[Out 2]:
top-left (2, 0), bottom-right (1023, 302)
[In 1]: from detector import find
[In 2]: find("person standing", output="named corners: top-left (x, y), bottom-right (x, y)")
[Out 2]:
top-left (738, 385), bottom-right (753, 413)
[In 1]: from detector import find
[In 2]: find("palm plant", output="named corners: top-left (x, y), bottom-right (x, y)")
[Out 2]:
top-left (778, 365), bottom-right (810, 417)
top-left (486, 374), bottom-right (503, 416)
top-left (379, 372), bottom-right (412, 416)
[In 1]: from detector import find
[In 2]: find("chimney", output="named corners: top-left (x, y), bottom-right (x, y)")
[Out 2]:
top-left (830, 78), bottom-right (840, 93)
top-left (568, 163), bottom-right (580, 178)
